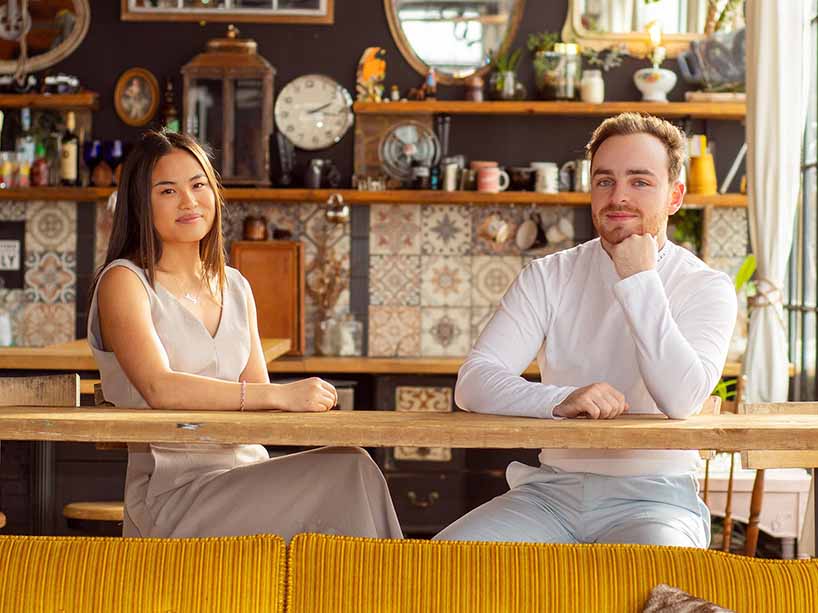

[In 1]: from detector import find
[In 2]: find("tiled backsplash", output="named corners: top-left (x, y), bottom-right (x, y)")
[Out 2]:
top-left (1, 200), bottom-right (749, 355)
top-left (0, 201), bottom-right (77, 347)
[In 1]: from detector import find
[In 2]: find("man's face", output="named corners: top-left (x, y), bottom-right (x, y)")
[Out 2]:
top-left (590, 132), bottom-right (684, 246)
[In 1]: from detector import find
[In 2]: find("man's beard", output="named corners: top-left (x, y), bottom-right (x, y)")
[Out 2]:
top-left (593, 205), bottom-right (664, 245)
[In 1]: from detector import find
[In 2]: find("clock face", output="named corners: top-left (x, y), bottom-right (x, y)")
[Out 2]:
top-left (274, 74), bottom-right (354, 151)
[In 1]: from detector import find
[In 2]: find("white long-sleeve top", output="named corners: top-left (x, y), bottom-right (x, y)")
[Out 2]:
top-left (455, 238), bottom-right (738, 476)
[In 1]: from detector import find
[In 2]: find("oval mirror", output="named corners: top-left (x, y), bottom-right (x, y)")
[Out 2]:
top-left (385, 0), bottom-right (526, 84)
top-left (0, 0), bottom-right (90, 75)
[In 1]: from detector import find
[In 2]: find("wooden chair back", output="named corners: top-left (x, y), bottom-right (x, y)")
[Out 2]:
top-left (0, 374), bottom-right (79, 408)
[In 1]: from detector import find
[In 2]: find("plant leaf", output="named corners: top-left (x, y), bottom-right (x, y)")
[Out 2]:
top-left (734, 254), bottom-right (756, 293)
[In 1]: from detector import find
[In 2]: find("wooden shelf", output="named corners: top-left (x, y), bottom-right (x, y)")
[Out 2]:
top-left (353, 101), bottom-right (746, 120)
top-left (0, 92), bottom-right (99, 111)
top-left (0, 187), bottom-right (747, 207)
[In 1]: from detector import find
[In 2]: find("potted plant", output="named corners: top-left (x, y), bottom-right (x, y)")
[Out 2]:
top-left (487, 48), bottom-right (526, 100)
top-left (528, 31), bottom-right (560, 99)
top-left (580, 44), bottom-right (627, 103)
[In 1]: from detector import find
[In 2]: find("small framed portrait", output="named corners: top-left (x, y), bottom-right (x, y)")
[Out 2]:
top-left (114, 67), bottom-right (159, 127)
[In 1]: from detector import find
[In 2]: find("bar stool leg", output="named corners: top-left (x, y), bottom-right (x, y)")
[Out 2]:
top-left (722, 452), bottom-right (736, 553)
top-left (745, 468), bottom-right (765, 557)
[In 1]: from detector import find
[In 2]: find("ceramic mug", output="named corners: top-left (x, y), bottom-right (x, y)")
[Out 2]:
top-left (559, 159), bottom-right (592, 192)
top-left (470, 160), bottom-right (498, 172)
top-left (477, 166), bottom-right (510, 193)
top-left (531, 162), bottom-right (559, 194)
top-left (478, 213), bottom-right (511, 243)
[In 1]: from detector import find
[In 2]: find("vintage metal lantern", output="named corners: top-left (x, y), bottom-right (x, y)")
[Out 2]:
top-left (182, 25), bottom-right (275, 185)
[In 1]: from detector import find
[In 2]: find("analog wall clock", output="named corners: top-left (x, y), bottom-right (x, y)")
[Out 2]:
top-left (274, 74), bottom-right (354, 151)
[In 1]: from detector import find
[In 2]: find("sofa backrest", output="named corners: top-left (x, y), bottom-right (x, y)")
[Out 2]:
top-left (287, 533), bottom-right (818, 613)
top-left (0, 534), bottom-right (286, 613)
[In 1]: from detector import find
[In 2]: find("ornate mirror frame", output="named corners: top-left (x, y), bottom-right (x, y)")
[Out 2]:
top-left (561, 0), bottom-right (705, 58)
top-left (0, 0), bottom-right (90, 75)
top-left (384, 0), bottom-right (526, 85)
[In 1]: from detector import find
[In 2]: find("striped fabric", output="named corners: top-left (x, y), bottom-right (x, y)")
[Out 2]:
top-left (287, 534), bottom-right (818, 613)
top-left (0, 534), bottom-right (285, 613)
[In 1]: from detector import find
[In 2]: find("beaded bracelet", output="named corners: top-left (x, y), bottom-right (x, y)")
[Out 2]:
top-left (240, 380), bottom-right (246, 412)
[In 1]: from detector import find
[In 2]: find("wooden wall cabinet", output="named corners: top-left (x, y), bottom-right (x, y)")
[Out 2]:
top-left (231, 241), bottom-right (305, 356)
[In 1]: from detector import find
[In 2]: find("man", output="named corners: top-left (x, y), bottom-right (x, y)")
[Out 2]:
top-left (435, 113), bottom-right (737, 547)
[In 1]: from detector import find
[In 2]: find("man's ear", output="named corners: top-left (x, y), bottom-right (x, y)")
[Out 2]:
top-left (668, 180), bottom-right (685, 215)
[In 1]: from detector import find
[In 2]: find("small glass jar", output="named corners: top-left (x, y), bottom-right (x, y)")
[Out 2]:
top-left (580, 69), bottom-right (605, 104)
top-left (337, 313), bottom-right (363, 356)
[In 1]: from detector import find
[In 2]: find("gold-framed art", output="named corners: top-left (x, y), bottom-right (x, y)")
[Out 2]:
top-left (121, 0), bottom-right (334, 25)
top-left (114, 67), bottom-right (160, 128)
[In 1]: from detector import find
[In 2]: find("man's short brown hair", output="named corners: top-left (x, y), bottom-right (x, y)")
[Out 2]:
top-left (585, 113), bottom-right (687, 183)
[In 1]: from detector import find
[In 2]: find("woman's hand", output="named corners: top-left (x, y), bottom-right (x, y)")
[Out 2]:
top-left (271, 377), bottom-right (337, 412)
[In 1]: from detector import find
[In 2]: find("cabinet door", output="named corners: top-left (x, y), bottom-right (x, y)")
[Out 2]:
top-left (231, 241), bottom-right (305, 355)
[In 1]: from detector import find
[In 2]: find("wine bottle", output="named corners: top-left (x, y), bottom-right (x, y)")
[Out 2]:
top-left (60, 112), bottom-right (79, 186)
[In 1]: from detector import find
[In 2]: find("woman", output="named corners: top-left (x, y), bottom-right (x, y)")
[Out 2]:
top-left (88, 131), bottom-right (402, 540)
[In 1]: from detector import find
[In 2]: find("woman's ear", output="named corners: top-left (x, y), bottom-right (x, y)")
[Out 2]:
top-left (668, 180), bottom-right (685, 215)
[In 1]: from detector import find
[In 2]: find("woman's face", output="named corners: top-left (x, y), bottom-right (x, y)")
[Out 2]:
top-left (150, 148), bottom-right (216, 246)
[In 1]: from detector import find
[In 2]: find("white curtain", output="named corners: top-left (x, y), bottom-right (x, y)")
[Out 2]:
top-left (743, 1), bottom-right (810, 404)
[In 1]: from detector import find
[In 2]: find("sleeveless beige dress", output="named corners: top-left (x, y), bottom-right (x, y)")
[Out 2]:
top-left (87, 259), bottom-right (402, 541)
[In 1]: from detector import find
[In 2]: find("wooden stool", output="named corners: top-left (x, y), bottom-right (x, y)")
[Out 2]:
top-left (61, 384), bottom-right (126, 534)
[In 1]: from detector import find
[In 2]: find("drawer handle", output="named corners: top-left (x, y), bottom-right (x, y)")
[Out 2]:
top-left (407, 490), bottom-right (440, 508)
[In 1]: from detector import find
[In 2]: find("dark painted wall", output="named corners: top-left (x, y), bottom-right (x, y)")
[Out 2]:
top-left (55, 1), bottom-right (744, 187)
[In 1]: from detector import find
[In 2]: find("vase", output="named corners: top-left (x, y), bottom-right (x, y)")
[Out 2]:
top-left (488, 71), bottom-right (526, 101)
top-left (633, 67), bottom-right (677, 102)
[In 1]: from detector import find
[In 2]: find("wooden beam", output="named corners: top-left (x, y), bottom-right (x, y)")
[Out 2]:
top-left (1, 409), bottom-right (818, 450)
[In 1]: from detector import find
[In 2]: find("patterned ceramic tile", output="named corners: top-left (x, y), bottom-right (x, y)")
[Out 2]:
top-left (370, 205), bottom-right (422, 255)
top-left (707, 207), bottom-right (749, 258)
top-left (420, 307), bottom-right (471, 357)
top-left (471, 256), bottom-right (523, 307)
top-left (470, 305), bottom-right (497, 342)
top-left (395, 386), bottom-right (453, 412)
top-left (95, 201), bottom-right (113, 272)
top-left (368, 306), bottom-right (421, 357)
top-left (220, 203), bottom-right (245, 249)
top-left (369, 255), bottom-right (421, 306)
top-left (420, 255), bottom-right (471, 307)
top-left (0, 201), bottom-right (25, 221)
top-left (421, 205), bottom-right (472, 256)
top-left (471, 206), bottom-right (523, 255)
top-left (26, 201), bottom-right (76, 251)
top-left (393, 386), bottom-right (453, 462)
top-left (24, 252), bottom-right (76, 304)
top-left (0, 289), bottom-right (28, 346)
top-left (16, 303), bottom-right (74, 346)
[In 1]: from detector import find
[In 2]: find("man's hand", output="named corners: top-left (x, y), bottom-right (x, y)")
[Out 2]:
top-left (553, 383), bottom-right (629, 419)
top-left (609, 234), bottom-right (657, 279)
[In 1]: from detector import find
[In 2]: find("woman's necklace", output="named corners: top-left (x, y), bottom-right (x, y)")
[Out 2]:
top-left (158, 270), bottom-right (203, 305)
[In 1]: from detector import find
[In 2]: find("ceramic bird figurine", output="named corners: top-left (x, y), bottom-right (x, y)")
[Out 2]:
top-left (356, 47), bottom-right (386, 102)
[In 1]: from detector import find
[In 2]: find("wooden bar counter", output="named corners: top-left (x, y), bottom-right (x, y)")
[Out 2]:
top-left (1, 407), bottom-right (817, 450)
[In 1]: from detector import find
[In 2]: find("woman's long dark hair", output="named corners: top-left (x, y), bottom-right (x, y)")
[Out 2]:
top-left (90, 131), bottom-right (227, 304)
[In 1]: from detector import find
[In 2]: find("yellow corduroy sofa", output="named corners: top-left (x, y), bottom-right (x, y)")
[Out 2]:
top-left (2, 533), bottom-right (818, 613)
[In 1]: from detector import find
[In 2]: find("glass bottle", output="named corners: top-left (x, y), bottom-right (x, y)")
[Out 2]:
top-left (60, 112), bottom-right (79, 186)
top-left (31, 142), bottom-right (49, 187)
top-left (15, 107), bottom-right (35, 165)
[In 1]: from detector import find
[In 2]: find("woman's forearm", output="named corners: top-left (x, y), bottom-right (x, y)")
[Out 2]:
top-left (142, 371), bottom-right (275, 411)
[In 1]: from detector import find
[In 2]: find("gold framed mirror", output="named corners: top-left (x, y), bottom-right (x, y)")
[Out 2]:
top-left (385, 0), bottom-right (526, 85)
top-left (0, 0), bottom-right (90, 75)
top-left (561, 0), bottom-right (744, 58)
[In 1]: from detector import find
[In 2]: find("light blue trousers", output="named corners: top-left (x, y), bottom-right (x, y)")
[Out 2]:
top-left (435, 462), bottom-right (710, 548)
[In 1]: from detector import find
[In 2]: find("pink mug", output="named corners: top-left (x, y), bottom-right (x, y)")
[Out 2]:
top-left (477, 166), bottom-right (510, 193)
top-left (470, 160), bottom-right (498, 172)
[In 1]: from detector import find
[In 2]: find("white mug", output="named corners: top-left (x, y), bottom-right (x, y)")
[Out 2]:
top-left (532, 162), bottom-right (559, 194)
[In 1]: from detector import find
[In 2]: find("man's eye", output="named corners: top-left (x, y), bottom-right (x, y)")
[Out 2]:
top-left (633, 180), bottom-right (649, 187)
top-left (597, 178), bottom-right (612, 187)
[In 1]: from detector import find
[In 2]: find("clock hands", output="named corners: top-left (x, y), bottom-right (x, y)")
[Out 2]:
top-left (308, 101), bottom-right (333, 114)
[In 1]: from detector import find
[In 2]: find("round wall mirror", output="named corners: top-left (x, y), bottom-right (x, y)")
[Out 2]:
top-left (385, 0), bottom-right (526, 84)
top-left (0, 0), bottom-right (90, 75)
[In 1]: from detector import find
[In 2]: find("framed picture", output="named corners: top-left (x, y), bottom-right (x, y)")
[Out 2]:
top-left (121, 0), bottom-right (334, 25)
top-left (114, 67), bottom-right (160, 127)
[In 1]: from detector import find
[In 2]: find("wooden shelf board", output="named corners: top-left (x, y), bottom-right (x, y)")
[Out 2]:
top-left (0, 187), bottom-right (747, 207)
top-left (0, 92), bottom-right (100, 110)
top-left (353, 100), bottom-right (746, 120)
